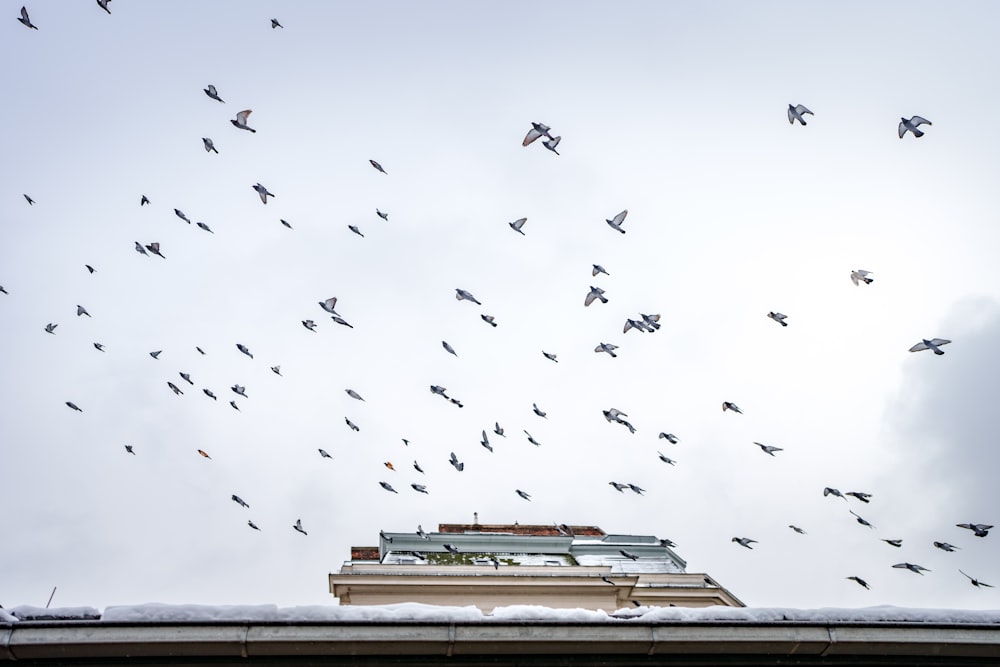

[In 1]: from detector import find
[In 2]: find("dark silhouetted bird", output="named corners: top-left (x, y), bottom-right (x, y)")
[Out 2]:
top-left (722, 402), bottom-right (742, 414)
top-left (231, 495), bottom-right (249, 509)
top-left (369, 159), bottom-right (387, 174)
top-left (124, 445), bottom-right (134, 455)
top-left (847, 576), bottom-right (869, 589)
top-left (318, 449), bottom-right (332, 459)
top-left (17, 6), bottom-right (37, 29)
top-left (65, 401), bottom-right (82, 412)
top-left (960, 570), bottom-right (994, 588)
top-left (893, 562), bottom-right (930, 575)
top-left (236, 343), bottom-right (253, 359)
top-left (293, 519), bottom-right (307, 535)
top-left (271, 18), bottom-right (283, 28)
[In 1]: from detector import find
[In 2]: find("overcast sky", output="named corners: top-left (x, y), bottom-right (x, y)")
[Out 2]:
top-left (2, 1), bottom-right (1000, 612)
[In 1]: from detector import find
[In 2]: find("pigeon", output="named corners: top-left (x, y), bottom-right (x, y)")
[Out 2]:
top-left (65, 401), bottom-right (82, 412)
top-left (379, 481), bottom-right (398, 494)
top-left (641, 313), bottom-right (662, 330)
top-left (196, 222), bottom-right (213, 233)
top-left (203, 388), bottom-right (217, 400)
top-left (516, 489), bottom-right (531, 501)
top-left (196, 347), bottom-right (205, 356)
top-left (252, 183), bottom-right (274, 204)
top-left (348, 225), bottom-right (364, 238)
top-left (149, 350), bottom-right (162, 359)
top-left (882, 539), bottom-right (903, 547)
top-left (17, 6), bottom-right (37, 29)
top-left (480, 431), bottom-right (493, 452)
top-left (584, 286), bottom-right (608, 306)
top-left (893, 562), bottom-right (930, 575)
top-left (379, 530), bottom-right (394, 544)
top-left (846, 491), bottom-right (872, 503)
top-left (229, 400), bottom-right (240, 411)
top-left (134, 240), bottom-right (149, 254)
top-left (592, 264), bottom-right (610, 277)
top-left (345, 389), bottom-right (365, 401)
top-left (93, 343), bottom-right (105, 352)
top-left (271, 18), bottom-right (283, 28)
top-left (595, 343), bottom-right (619, 358)
top-left (443, 543), bottom-right (460, 554)
top-left (455, 288), bottom-right (481, 305)
top-left (624, 318), bottom-right (653, 334)
top-left (302, 319), bottom-right (317, 332)
top-left (430, 385), bottom-right (449, 399)
top-left (369, 159), bottom-right (387, 174)
top-left (524, 430), bottom-right (541, 446)
top-left (248, 520), bottom-right (261, 531)
top-left (606, 210), bottom-right (628, 234)
top-left (846, 576), bottom-right (870, 590)
top-left (493, 422), bottom-right (505, 437)
top-left (732, 537), bottom-right (757, 549)
top-left (767, 312), bottom-right (788, 327)
top-left (411, 483), bottom-right (429, 494)
top-left (45, 323), bottom-right (57, 334)
top-left (787, 104), bottom-right (813, 125)
top-left (293, 519), bottom-right (307, 535)
top-left (960, 570), bottom-right (994, 588)
top-left (271, 366), bottom-right (281, 376)
top-left (850, 269), bottom-right (873, 286)
top-left (508, 217), bottom-right (527, 235)
top-left (657, 452), bottom-right (676, 465)
top-left (318, 449), bottom-right (333, 459)
top-left (620, 549), bottom-right (640, 561)
top-left (85, 265), bottom-right (96, 274)
top-left (231, 110), bottom-right (256, 133)
top-left (659, 433), bottom-right (679, 444)
top-left (601, 576), bottom-right (616, 586)
top-left (140, 195), bottom-right (150, 206)
top-left (522, 122), bottom-right (553, 146)
top-left (96, 0), bottom-right (111, 15)
top-left (823, 487), bottom-right (846, 500)
top-left (401, 439), bottom-right (410, 446)
top-left (280, 219), bottom-right (293, 229)
top-left (345, 418), bottom-right (359, 432)
top-left (754, 442), bottom-right (783, 456)
top-left (532, 403), bottom-right (547, 418)
top-left (197, 449), bottom-right (211, 459)
top-left (933, 541), bottom-right (959, 552)
top-left (909, 338), bottom-right (951, 355)
top-left (174, 209), bottom-right (191, 224)
top-left (543, 136), bottom-right (561, 155)
top-left (202, 138), bottom-right (218, 154)
top-left (319, 297), bottom-right (339, 315)
top-left (658, 538), bottom-right (677, 547)
top-left (124, 445), bottom-right (134, 455)
top-left (788, 525), bottom-right (807, 535)
top-left (375, 209), bottom-right (389, 221)
top-left (628, 483), bottom-right (646, 495)
top-left (449, 452), bottom-right (464, 471)
top-left (481, 314), bottom-right (498, 327)
top-left (899, 115), bottom-right (932, 139)
top-left (231, 495), bottom-right (249, 509)
top-left (957, 523), bottom-right (992, 537)
top-left (0, 286), bottom-right (7, 294)
top-left (203, 84), bottom-right (224, 103)
top-left (76, 305), bottom-right (91, 317)
top-left (231, 384), bottom-right (247, 398)
top-left (603, 408), bottom-right (634, 433)
top-left (542, 351), bottom-right (558, 362)
top-left (609, 481), bottom-right (627, 493)
top-left (145, 242), bottom-right (165, 258)
top-left (236, 343), bottom-right (253, 359)
top-left (411, 460), bottom-right (425, 474)
top-left (416, 525), bottom-right (430, 539)
top-left (167, 381), bottom-right (183, 396)
top-left (442, 341), bottom-right (458, 357)
top-left (722, 402), bottom-right (743, 413)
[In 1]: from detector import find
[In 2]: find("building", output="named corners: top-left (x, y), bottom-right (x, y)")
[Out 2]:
top-left (330, 522), bottom-right (744, 611)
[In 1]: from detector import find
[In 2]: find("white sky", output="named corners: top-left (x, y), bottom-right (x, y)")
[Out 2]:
top-left (2, 1), bottom-right (1000, 611)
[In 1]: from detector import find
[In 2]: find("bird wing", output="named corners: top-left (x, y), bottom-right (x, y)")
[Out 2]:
top-left (911, 116), bottom-right (931, 127)
top-left (928, 338), bottom-right (951, 346)
top-left (522, 128), bottom-right (543, 146)
top-left (908, 341), bottom-right (931, 352)
top-left (898, 121), bottom-right (907, 138)
top-left (611, 210), bottom-right (628, 226)
top-left (236, 109), bottom-right (252, 124)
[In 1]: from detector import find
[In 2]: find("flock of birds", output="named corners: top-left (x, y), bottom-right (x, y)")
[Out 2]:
top-left (6, 3), bottom-right (994, 606)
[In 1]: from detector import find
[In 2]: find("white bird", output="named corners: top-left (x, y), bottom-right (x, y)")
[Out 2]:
top-left (442, 341), bottom-right (458, 356)
top-left (522, 122), bottom-right (553, 146)
top-left (202, 137), bottom-right (218, 154)
top-left (909, 338), bottom-right (951, 355)
top-left (594, 343), bottom-right (618, 358)
top-left (787, 104), bottom-right (813, 125)
top-left (508, 217), bottom-right (527, 235)
top-left (252, 183), bottom-right (274, 204)
top-left (543, 136), bottom-right (561, 155)
top-left (850, 269), bottom-right (874, 286)
top-left (455, 288), bottom-right (481, 305)
top-left (293, 519), bottom-right (307, 535)
top-left (606, 209), bottom-right (627, 234)
top-left (732, 537), bottom-right (757, 549)
top-left (754, 442), bottom-right (783, 456)
top-left (345, 389), bottom-right (364, 401)
top-left (231, 109), bottom-right (256, 133)
top-left (767, 312), bottom-right (788, 327)
top-left (204, 84), bottom-right (224, 103)
top-left (899, 115), bottom-right (932, 139)
top-left (584, 286), bottom-right (608, 306)
top-left (17, 6), bottom-right (37, 29)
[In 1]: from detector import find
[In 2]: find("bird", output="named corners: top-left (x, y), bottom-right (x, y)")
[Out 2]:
top-left (481, 314), bottom-right (498, 327)
top-left (93, 343), bottom-right (105, 352)
top-left (369, 160), bottom-right (387, 174)
top-left (601, 576), bottom-right (616, 586)
top-left (248, 521), bottom-right (261, 531)
top-left (957, 523), bottom-right (992, 537)
top-left (348, 225), bottom-right (364, 238)
top-left (202, 138), bottom-right (218, 154)
top-left (508, 217), bottom-right (527, 235)
top-left (603, 408), bottom-right (634, 433)
top-left (196, 222), bottom-right (213, 233)
top-left (657, 452), bottom-right (676, 465)
top-left (76, 305), bottom-right (91, 317)
top-left (293, 519), bottom-right (307, 535)
top-left (659, 538), bottom-right (677, 547)
top-left (628, 484), bottom-right (646, 495)
top-left (893, 562), bottom-right (931, 575)
top-left (516, 489), bottom-right (531, 501)
top-left (318, 297), bottom-right (339, 315)
top-left (882, 539), bottom-right (903, 547)
top-left (767, 312), bottom-right (788, 327)
top-left (318, 449), bottom-right (333, 459)
top-left (909, 338), bottom-right (951, 355)
top-left (788, 525), bottom-right (806, 535)
top-left (271, 366), bottom-right (281, 376)
top-left (609, 481), bottom-right (627, 493)
top-left (17, 6), bottom-right (37, 29)
top-left (543, 136), bottom-right (561, 155)
top-left (345, 389), bottom-right (365, 401)
top-left (124, 445), bottom-right (135, 455)
top-left (145, 242), bottom-right (165, 259)
top-left (167, 381), bottom-right (183, 396)
top-left (203, 84), bottom-right (224, 103)
top-left (85, 265), bottom-right (96, 274)
top-left (455, 288), bottom-right (481, 305)
top-left (442, 341), bottom-right (458, 357)
top-left (0, 286), bottom-right (7, 294)
top-left (542, 351), bottom-right (558, 362)
top-left (96, 0), bottom-right (111, 14)
top-left (592, 264), bottom-right (610, 277)
top-left (271, 18), bottom-right (283, 28)
top-left (522, 122), bottom-right (553, 146)
top-left (174, 209), bottom-right (191, 224)
top-left (197, 449), bottom-right (211, 459)
top-left (383, 461), bottom-right (395, 471)
top-left (753, 442), bottom-right (783, 456)
top-left (430, 385), bottom-right (449, 399)
top-left (606, 210), bottom-right (628, 234)
top-left (149, 350), bottom-right (162, 359)
top-left (379, 481), bottom-right (398, 494)
top-left (302, 319), bottom-right (317, 332)
top-left (449, 452), bottom-right (464, 471)
top-left (134, 242), bottom-right (149, 256)
top-left (229, 400), bottom-right (240, 411)
top-left (411, 483), bottom-right (429, 494)
top-left (44, 323), bottom-right (57, 334)
top-left (846, 576), bottom-right (870, 590)
top-left (846, 491), bottom-right (872, 503)
top-left (933, 541), bottom-right (959, 552)
top-left (850, 269), bottom-right (874, 286)
top-left (620, 549), bottom-right (640, 561)
top-left (493, 422), bottom-right (505, 437)
top-left (899, 115), bottom-right (932, 139)
top-left (532, 403), bottom-right (547, 418)
top-left (65, 401), bottom-right (82, 412)
top-left (375, 209), bottom-right (389, 221)
top-left (960, 570), bottom-right (994, 588)
top-left (140, 195), bottom-right (150, 206)
top-left (442, 543), bottom-right (460, 554)
top-left (416, 525), bottom-right (430, 540)
top-left (480, 431), bottom-right (493, 452)
top-left (380, 530), bottom-right (394, 544)
top-left (823, 487), bottom-right (846, 500)
top-left (203, 389), bottom-right (217, 400)
top-left (524, 430), bottom-right (541, 446)
top-left (624, 318), bottom-right (653, 334)
top-left (231, 495), bottom-right (249, 509)
top-left (345, 418), bottom-right (359, 432)
top-left (236, 343), bottom-right (253, 359)
top-left (584, 286), bottom-right (608, 306)
top-left (659, 433), bottom-right (679, 444)
top-left (595, 343), bottom-right (619, 358)
top-left (722, 402), bottom-right (742, 413)
top-left (732, 537), bottom-right (757, 549)
top-left (231, 384), bottom-right (247, 398)
top-left (280, 219), bottom-right (292, 229)
top-left (252, 183), bottom-right (274, 204)
top-left (413, 460), bottom-right (424, 473)
top-left (787, 104), bottom-right (813, 125)
top-left (231, 110), bottom-right (255, 133)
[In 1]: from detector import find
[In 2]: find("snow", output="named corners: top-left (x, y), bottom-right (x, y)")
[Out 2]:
top-left (6, 605), bottom-right (100, 621)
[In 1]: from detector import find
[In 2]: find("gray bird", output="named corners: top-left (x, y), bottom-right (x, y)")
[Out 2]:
top-left (522, 122), bottom-right (553, 146)
top-left (319, 297), bottom-right (339, 315)
top-left (230, 400), bottom-right (240, 411)
top-left (231, 384), bottom-right (247, 398)
top-left (603, 408), bottom-right (634, 433)
top-left (543, 136), bottom-right (561, 155)
top-left (302, 319), bottom-right (317, 332)
top-left (722, 402), bottom-right (742, 413)
top-left (516, 489), bottom-right (531, 501)
top-left (606, 209), bottom-right (627, 234)
top-left (178, 369), bottom-right (192, 383)
top-left (443, 543), bottom-right (460, 554)
top-left (846, 576), bottom-right (869, 589)
top-left (430, 385), bottom-right (449, 399)
top-left (196, 222), bottom-right (213, 233)
top-left (592, 264), bottom-right (610, 277)
top-left (442, 341), bottom-right (458, 357)
top-left (899, 115), bottom-right (932, 139)
top-left (846, 491), bottom-right (872, 503)
top-left (628, 483), bottom-right (646, 495)
top-left (203, 389), bottom-right (217, 400)
top-left (411, 483), bottom-right (429, 494)
top-left (585, 286), bottom-right (608, 306)
top-left (345, 418), bottom-right (359, 432)
top-left (850, 269), bottom-right (873, 286)
top-left (455, 288), bottom-right (481, 305)
top-left (449, 452), bottom-right (464, 471)
top-left (480, 431), bottom-right (493, 452)
top-left (252, 183), bottom-right (274, 204)
top-left (659, 538), bottom-right (677, 547)
top-left (345, 389), bottom-right (364, 401)
top-left (595, 342), bottom-right (619, 358)
top-left (379, 481), bottom-right (398, 494)
top-left (732, 537), bottom-right (757, 549)
top-left (824, 487), bottom-right (846, 500)
top-left (481, 314), bottom-right (498, 327)
top-left (318, 449), bottom-right (333, 459)
top-left (174, 209), bottom-right (191, 223)
top-left (231, 109), bottom-right (256, 133)
top-left (271, 366), bottom-right (281, 376)
top-left (909, 338), bottom-right (951, 355)
top-left (933, 541), bottom-right (959, 552)
top-left (659, 433), bottom-right (679, 444)
top-left (203, 84), bottom-right (224, 103)
top-left (293, 519), bottom-right (307, 535)
top-left (609, 481), bottom-right (627, 492)
top-left (149, 350), bottom-right (161, 359)
top-left (767, 312), bottom-right (788, 327)
top-left (882, 539), bottom-right (903, 547)
top-left (542, 351), bottom-right (558, 362)
top-left (642, 314), bottom-right (662, 330)
top-left (787, 104), bottom-right (813, 125)
top-left (850, 510), bottom-right (874, 528)
top-left (957, 523), bottom-right (992, 537)
top-left (620, 550), bottom-right (640, 561)
top-left (657, 452), bottom-right (676, 465)
top-left (413, 460), bottom-right (424, 473)
top-left (348, 225), bottom-right (364, 237)
top-left (509, 217), bottom-right (527, 235)
top-left (494, 422), bottom-right (505, 437)
top-left (524, 430), bottom-right (541, 446)
top-left (96, 0), bottom-right (111, 14)
top-left (17, 6), bottom-right (37, 29)
top-left (754, 442), bottom-right (783, 456)
top-left (44, 323), bottom-right (57, 334)
top-left (231, 495), bottom-right (249, 509)
top-left (893, 562), bottom-right (930, 575)
top-left (417, 525), bottom-right (430, 539)
top-left (65, 401), bottom-right (82, 412)
top-left (167, 381), bottom-right (183, 396)
top-left (788, 525), bottom-right (806, 535)
top-left (960, 570), bottom-right (994, 588)
top-left (145, 242), bottom-right (165, 258)
top-left (271, 18), bottom-right (283, 28)
top-left (202, 138), bottom-right (219, 154)
top-left (76, 305), bottom-right (92, 317)
top-left (248, 520), bottom-right (261, 531)
top-left (280, 219), bottom-right (293, 229)
top-left (532, 403), bottom-right (547, 418)
top-left (369, 159), bottom-right (387, 174)
top-left (124, 445), bottom-right (135, 455)
top-left (93, 343), bottom-right (105, 352)
top-left (624, 318), bottom-right (653, 334)
top-left (236, 343), bottom-right (253, 359)
top-left (376, 209), bottom-right (388, 220)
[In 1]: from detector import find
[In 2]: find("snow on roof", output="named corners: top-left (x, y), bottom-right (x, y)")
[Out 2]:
top-left (3, 603), bottom-right (999, 625)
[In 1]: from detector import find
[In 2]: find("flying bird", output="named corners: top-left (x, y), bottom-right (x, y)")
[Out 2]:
top-left (846, 491), bottom-right (872, 503)
top-left (532, 403), bottom-right (547, 418)
top-left (767, 312), bottom-right (788, 327)
top-left (722, 402), bottom-right (742, 413)
top-left (231, 495), bottom-right (249, 509)
top-left (609, 481), bottom-right (627, 493)
top-left (252, 183), bottom-right (274, 204)
top-left (522, 122), bottom-right (553, 146)
top-left (319, 297), bottom-right (339, 315)
top-left (508, 217), bottom-right (527, 235)
top-left (85, 265), bottom-right (96, 274)
top-left (280, 219), bottom-right (292, 229)
top-left (658, 537), bottom-right (676, 547)
top-left (493, 422), bottom-right (505, 437)
top-left (732, 537), bottom-right (757, 549)
top-left (595, 342), bottom-right (619, 358)
top-left (196, 222), bottom-right (213, 233)
top-left (145, 242), bottom-right (165, 258)
top-left (231, 384), bottom-right (247, 398)
top-left (124, 445), bottom-right (135, 455)
top-left (345, 389), bottom-right (365, 401)
top-left (173, 209), bottom-right (191, 224)
top-left (271, 366), bottom-right (281, 376)
top-left (606, 210), bottom-right (627, 234)
top-left (960, 570), bottom-right (994, 588)
top-left (167, 381), bottom-right (183, 396)
top-left (149, 350), bottom-right (162, 359)
top-left (376, 209), bottom-right (388, 220)
top-left (302, 319), bottom-right (317, 332)
top-left (850, 269), bottom-right (873, 286)
top-left (957, 523), bottom-right (992, 537)
top-left (140, 195), bottom-right (150, 206)
top-left (788, 525), bottom-right (806, 535)
top-left (455, 288), bottom-right (481, 305)
top-left (542, 351), bottom-right (558, 362)
top-left (898, 115), bottom-right (932, 138)
top-left (893, 562), bottom-right (930, 575)
top-left (202, 137), bottom-right (218, 154)
top-left (481, 314), bottom-right (498, 327)
top-left (620, 549), bottom-right (640, 561)
top-left (318, 449), bottom-right (332, 459)
top-left (45, 323), bottom-right (57, 334)
top-left (657, 452), bottom-right (676, 465)
top-left (933, 541), bottom-right (959, 552)
top-left (787, 104), bottom-right (813, 125)
top-left (628, 484), bottom-right (646, 495)
top-left (592, 264), bottom-right (610, 277)
top-left (347, 225), bottom-right (364, 237)
top-left (443, 543), bottom-right (460, 554)
top-left (203, 84), bottom-right (224, 103)
top-left (271, 18), bottom-right (283, 28)
top-left (134, 241), bottom-right (148, 256)
top-left (345, 418), bottom-right (359, 432)
top-left (524, 430), bottom-right (541, 446)
top-left (379, 481), bottom-right (398, 494)
top-left (584, 286), bottom-right (608, 306)
top-left (231, 110), bottom-right (255, 133)
top-left (882, 539), bottom-right (903, 547)
top-left (76, 305), bottom-right (91, 317)
top-left (754, 442), bottom-right (783, 456)
top-left (480, 431), bottom-right (493, 452)
top-left (229, 400), bottom-right (240, 411)
top-left (293, 519), bottom-right (307, 535)
top-left (17, 6), bottom-right (37, 29)
top-left (442, 341), bottom-right (458, 356)
top-left (449, 452), bottom-right (464, 472)
top-left (516, 489), bottom-right (531, 501)
top-left (909, 338), bottom-right (951, 355)
top-left (248, 521), bottom-right (260, 531)
top-left (543, 136), bottom-right (561, 155)
top-left (93, 343), bottom-right (105, 352)
top-left (96, 0), bottom-right (111, 15)
top-left (383, 461), bottom-right (395, 471)
top-left (823, 487), bottom-right (846, 500)
top-left (65, 401), bottom-right (82, 412)
top-left (203, 388), bottom-right (217, 400)
top-left (659, 433), bottom-right (679, 444)
top-left (413, 460), bottom-right (424, 473)
top-left (411, 484), bottom-right (429, 494)
top-left (846, 576), bottom-right (870, 590)
top-left (236, 343), bottom-right (253, 359)
top-left (369, 159), bottom-right (387, 174)
top-left (416, 525), bottom-right (429, 539)
top-left (197, 449), bottom-right (211, 459)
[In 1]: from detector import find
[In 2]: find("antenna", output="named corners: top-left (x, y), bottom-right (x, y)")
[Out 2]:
top-left (46, 586), bottom-right (57, 609)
